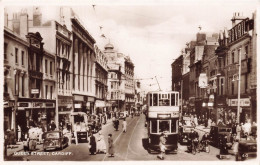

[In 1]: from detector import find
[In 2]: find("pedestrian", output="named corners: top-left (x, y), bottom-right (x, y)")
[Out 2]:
top-left (243, 119), bottom-right (252, 136)
top-left (211, 121), bottom-right (216, 126)
top-left (115, 119), bottom-right (119, 131)
top-left (236, 123), bottom-right (241, 140)
top-left (108, 134), bottom-right (115, 157)
top-left (48, 120), bottom-right (56, 131)
top-left (208, 118), bottom-right (212, 128)
top-left (157, 132), bottom-right (166, 160)
top-left (18, 125), bottom-right (21, 142)
top-left (96, 131), bottom-right (106, 154)
top-left (122, 118), bottom-right (127, 133)
top-left (89, 133), bottom-right (97, 155)
top-left (194, 115), bottom-right (198, 126)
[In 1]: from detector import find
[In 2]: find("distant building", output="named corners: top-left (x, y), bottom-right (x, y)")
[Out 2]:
top-left (125, 56), bottom-right (135, 113)
top-left (94, 45), bottom-right (108, 114)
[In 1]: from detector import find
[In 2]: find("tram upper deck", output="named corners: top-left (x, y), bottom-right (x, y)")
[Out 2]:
top-left (147, 91), bottom-right (179, 118)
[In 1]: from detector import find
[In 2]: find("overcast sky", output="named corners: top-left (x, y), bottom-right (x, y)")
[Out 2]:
top-left (3, 0), bottom-right (258, 92)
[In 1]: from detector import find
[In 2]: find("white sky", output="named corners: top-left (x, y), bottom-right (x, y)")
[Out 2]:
top-left (3, 0), bottom-right (258, 92)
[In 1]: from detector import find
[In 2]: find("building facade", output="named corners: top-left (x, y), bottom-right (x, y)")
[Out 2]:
top-left (124, 56), bottom-right (135, 113)
top-left (94, 45), bottom-right (108, 114)
top-left (104, 43), bottom-right (126, 112)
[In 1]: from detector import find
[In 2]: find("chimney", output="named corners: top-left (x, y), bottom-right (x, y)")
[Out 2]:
top-left (20, 9), bottom-right (28, 39)
top-left (33, 7), bottom-right (42, 26)
top-left (4, 11), bottom-right (8, 27)
top-left (12, 13), bottom-right (20, 34)
top-left (231, 12), bottom-right (246, 27)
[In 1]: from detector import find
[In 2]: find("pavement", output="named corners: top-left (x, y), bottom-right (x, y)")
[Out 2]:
top-left (5, 118), bottom-right (114, 157)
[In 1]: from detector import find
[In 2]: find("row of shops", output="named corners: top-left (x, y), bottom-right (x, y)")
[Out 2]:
top-left (182, 90), bottom-right (256, 125)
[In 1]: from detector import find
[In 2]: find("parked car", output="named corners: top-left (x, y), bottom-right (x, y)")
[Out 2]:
top-left (43, 131), bottom-right (68, 151)
top-left (178, 125), bottom-right (195, 145)
top-left (209, 125), bottom-right (232, 148)
top-left (236, 140), bottom-right (257, 161)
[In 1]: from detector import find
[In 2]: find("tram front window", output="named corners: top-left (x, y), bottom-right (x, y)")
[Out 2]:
top-left (159, 120), bottom-right (170, 133)
top-left (151, 120), bottom-right (157, 133)
top-left (171, 119), bottom-right (177, 133)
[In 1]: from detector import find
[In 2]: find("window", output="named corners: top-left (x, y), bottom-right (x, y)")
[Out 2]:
top-left (171, 93), bottom-right (176, 106)
top-left (219, 77), bottom-right (225, 95)
top-left (45, 59), bottom-right (48, 74)
top-left (171, 119), bottom-right (177, 133)
top-left (21, 51), bottom-right (24, 66)
top-left (4, 43), bottom-right (7, 60)
top-left (50, 61), bottom-right (53, 75)
top-left (151, 120), bottom-right (157, 133)
top-left (231, 81), bottom-right (234, 95)
top-left (45, 85), bottom-right (48, 99)
top-left (245, 45), bottom-right (248, 56)
top-left (153, 93), bottom-right (158, 106)
top-left (159, 120), bottom-right (170, 133)
top-left (50, 86), bottom-right (53, 99)
top-left (159, 96), bottom-right (170, 106)
top-left (15, 48), bottom-right (18, 64)
top-left (21, 75), bottom-right (24, 96)
top-left (149, 94), bottom-right (153, 106)
top-left (232, 51), bottom-right (235, 64)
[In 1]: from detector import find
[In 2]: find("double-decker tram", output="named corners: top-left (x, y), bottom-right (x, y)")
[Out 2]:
top-left (146, 91), bottom-right (179, 153)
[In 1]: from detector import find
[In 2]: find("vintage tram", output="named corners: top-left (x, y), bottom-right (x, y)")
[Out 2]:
top-left (145, 91), bottom-right (179, 153)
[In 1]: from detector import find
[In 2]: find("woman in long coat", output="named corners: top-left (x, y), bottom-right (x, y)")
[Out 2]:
top-left (108, 134), bottom-right (115, 157)
top-left (96, 131), bottom-right (106, 153)
top-left (89, 134), bottom-right (97, 155)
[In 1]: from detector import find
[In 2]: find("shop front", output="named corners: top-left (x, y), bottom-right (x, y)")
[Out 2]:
top-left (95, 99), bottom-right (106, 115)
top-left (228, 98), bottom-right (251, 124)
top-left (73, 95), bottom-right (87, 113)
top-left (58, 96), bottom-right (73, 130)
top-left (87, 96), bottom-right (95, 115)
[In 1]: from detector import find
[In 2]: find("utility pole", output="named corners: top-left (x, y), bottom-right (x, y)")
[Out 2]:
top-left (237, 48), bottom-right (242, 124)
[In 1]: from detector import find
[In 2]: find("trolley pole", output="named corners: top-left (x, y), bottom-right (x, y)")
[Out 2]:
top-left (155, 76), bottom-right (161, 91)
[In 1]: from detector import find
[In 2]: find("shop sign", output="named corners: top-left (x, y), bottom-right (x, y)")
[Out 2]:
top-left (199, 73), bottom-right (208, 88)
top-left (46, 103), bottom-right (54, 108)
top-left (228, 18), bottom-right (249, 44)
top-left (88, 97), bottom-right (95, 102)
top-left (96, 100), bottom-right (105, 107)
top-left (74, 95), bottom-right (84, 101)
top-left (31, 89), bottom-right (39, 94)
top-left (74, 103), bottom-right (81, 109)
top-left (229, 98), bottom-right (250, 107)
top-left (32, 102), bottom-right (43, 108)
top-left (18, 102), bottom-right (29, 107)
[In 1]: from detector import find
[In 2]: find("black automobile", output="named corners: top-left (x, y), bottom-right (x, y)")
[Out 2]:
top-left (43, 131), bottom-right (69, 151)
top-left (209, 126), bottom-right (232, 148)
top-left (236, 140), bottom-right (257, 161)
top-left (179, 125), bottom-right (195, 145)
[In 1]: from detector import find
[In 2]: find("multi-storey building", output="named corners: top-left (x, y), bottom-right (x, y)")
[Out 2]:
top-left (104, 43), bottom-right (125, 112)
top-left (30, 16), bottom-right (73, 127)
top-left (124, 56), bottom-right (135, 113)
top-left (71, 17), bottom-right (96, 114)
top-left (223, 12), bottom-right (257, 124)
top-left (4, 13), bottom-right (29, 134)
top-left (94, 45), bottom-right (108, 114)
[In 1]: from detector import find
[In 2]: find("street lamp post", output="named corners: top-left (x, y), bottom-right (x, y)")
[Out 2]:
top-left (237, 48), bottom-right (242, 124)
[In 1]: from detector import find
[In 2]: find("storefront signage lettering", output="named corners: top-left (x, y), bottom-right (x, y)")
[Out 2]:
top-left (228, 18), bottom-right (249, 44)
top-left (88, 97), bottom-right (95, 102)
top-left (46, 103), bottom-right (54, 107)
top-left (33, 102), bottom-right (43, 108)
top-left (19, 103), bottom-right (29, 107)
top-left (74, 103), bottom-right (81, 109)
top-left (31, 89), bottom-right (39, 94)
top-left (229, 98), bottom-right (250, 107)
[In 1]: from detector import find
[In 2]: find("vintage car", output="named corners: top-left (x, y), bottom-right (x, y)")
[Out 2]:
top-left (178, 125), bottom-right (195, 145)
top-left (119, 112), bottom-right (127, 119)
top-left (43, 131), bottom-right (68, 151)
top-left (209, 125), bottom-right (232, 148)
top-left (135, 111), bottom-right (140, 116)
top-left (236, 140), bottom-right (257, 161)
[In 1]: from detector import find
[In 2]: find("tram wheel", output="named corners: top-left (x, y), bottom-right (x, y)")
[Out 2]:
top-left (147, 148), bottom-right (152, 154)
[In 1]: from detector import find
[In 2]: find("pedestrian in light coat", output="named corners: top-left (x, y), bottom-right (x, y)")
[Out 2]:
top-left (108, 134), bottom-right (115, 157)
top-left (122, 118), bottom-right (127, 133)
